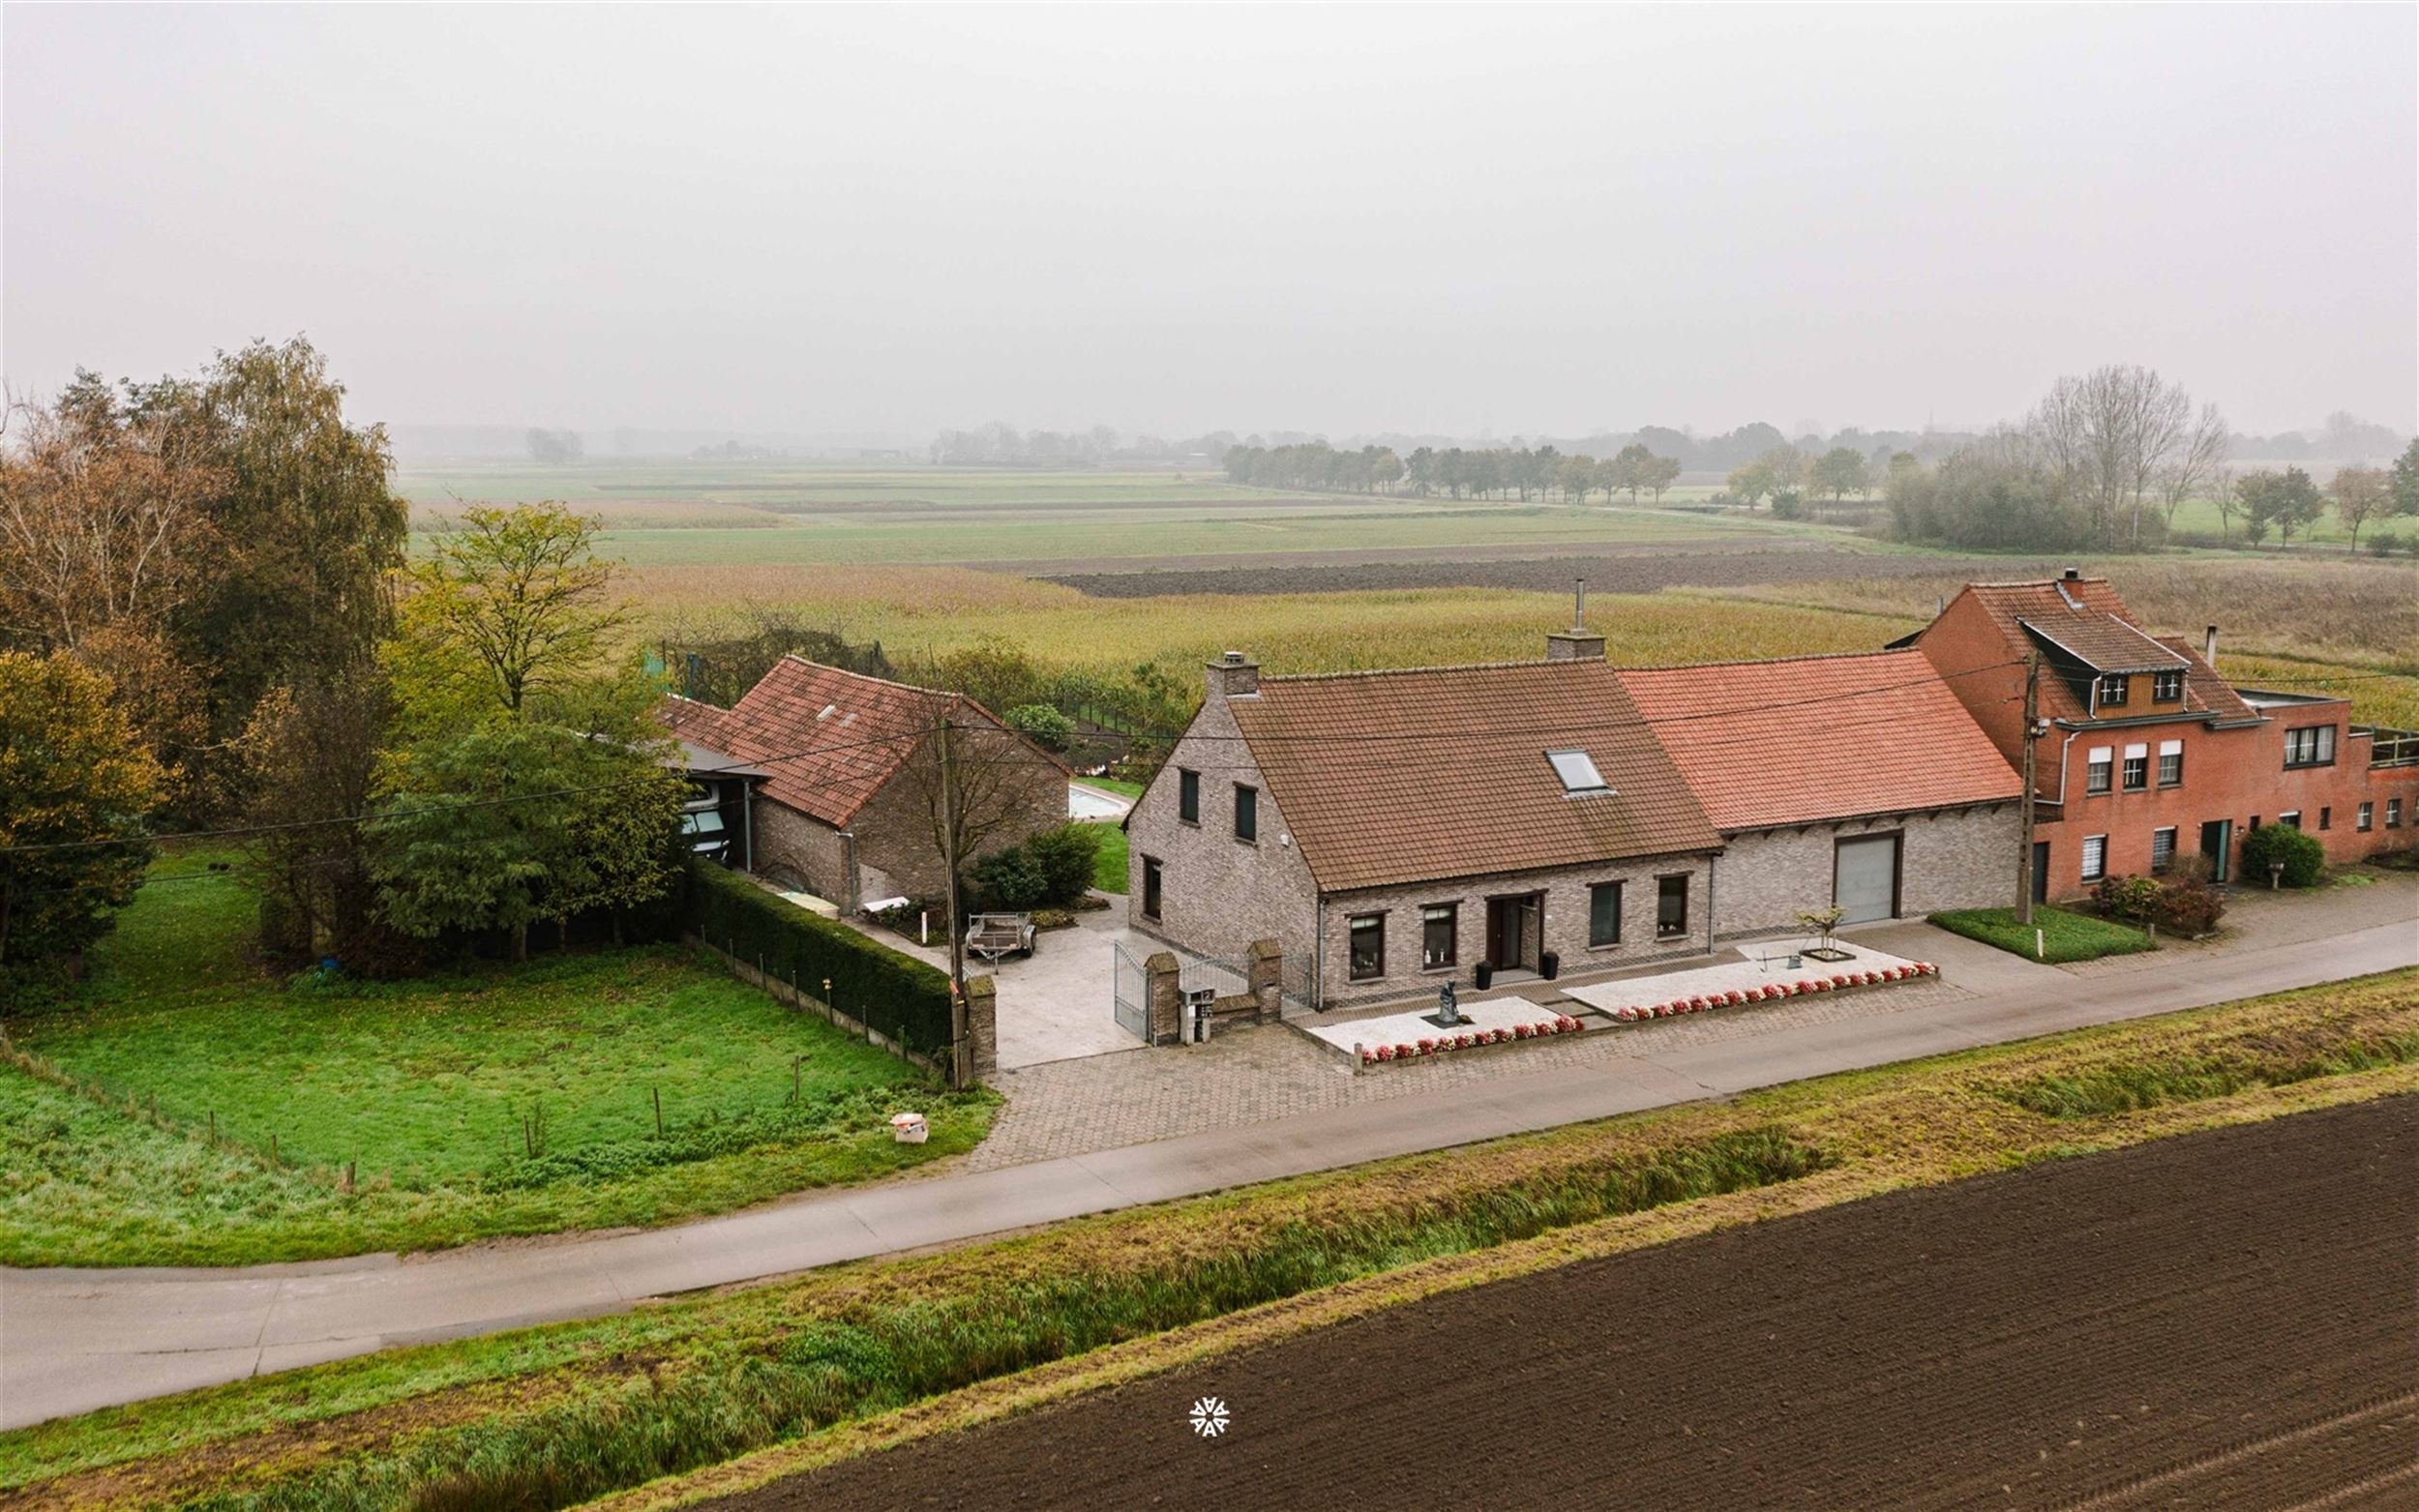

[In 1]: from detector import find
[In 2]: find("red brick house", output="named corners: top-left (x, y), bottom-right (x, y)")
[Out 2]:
top-left (660, 658), bottom-right (1068, 911)
top-left (1897, 572), bottom-right (2419, 899)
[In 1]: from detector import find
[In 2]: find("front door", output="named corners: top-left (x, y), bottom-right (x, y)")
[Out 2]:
top-left (2030, 841), bottom-right (2050, 904)
top-left (1484, 894), bottom-right (1541, 971)
top-left (1834, 833), bottom-right (1902, 924)
top-left (2199, 819), bottom-right (2231, 883)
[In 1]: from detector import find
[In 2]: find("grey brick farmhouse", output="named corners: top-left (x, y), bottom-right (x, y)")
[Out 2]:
top-left (1125, 623), bottom-right (2021, 1009)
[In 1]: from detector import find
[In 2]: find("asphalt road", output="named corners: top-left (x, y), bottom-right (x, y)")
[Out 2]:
top-left (2, 914), bottom-right (2412, 1433)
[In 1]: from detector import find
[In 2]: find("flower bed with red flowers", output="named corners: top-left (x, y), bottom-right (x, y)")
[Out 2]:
top-left (1606, 963), bottom-right (1937, 1024)
top-left (1359, 1015), bottom-right (1586, 1067)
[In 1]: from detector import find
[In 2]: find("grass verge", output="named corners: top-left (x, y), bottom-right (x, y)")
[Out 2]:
top-left (5, 968), bottom-right (2412, 1511)
top-left (1927, 904), bottom-right (2155, 963)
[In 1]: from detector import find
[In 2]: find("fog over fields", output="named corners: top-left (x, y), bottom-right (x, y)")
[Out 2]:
top-left (5, 5), bottom-right (2413, 445)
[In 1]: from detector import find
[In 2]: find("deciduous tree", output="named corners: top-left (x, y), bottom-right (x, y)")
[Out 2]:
top-left (0, 652), bottom-right (164, 984)
top-left (2328, 465), bottom-right (2389, 550)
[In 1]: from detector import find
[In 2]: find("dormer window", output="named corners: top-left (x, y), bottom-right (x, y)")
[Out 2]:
top-left (2152, 669), bottom-right (2184, 702)
top-left (2096, 673), bottom-right (2130, 708)
top-left (1546, 748), bottom-right (1609, 795)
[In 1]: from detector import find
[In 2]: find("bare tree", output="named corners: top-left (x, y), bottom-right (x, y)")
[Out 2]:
top-left (2025, 365), bottom-right (2197, 548)
top-left (893, 707), bottom-right (1048, 1084)
top-left (2155, 401), bottom-right (2229, 530)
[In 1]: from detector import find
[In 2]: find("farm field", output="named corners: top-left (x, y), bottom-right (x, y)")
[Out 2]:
top-left (0, 850), bottom-right (990, 1266)
top-left (400, 460), bottom-right (1839, 565)
top-left (8, 968), bottom-right (2410, 1511)
top-left (733, 1093), bottom-right (2419, 1512)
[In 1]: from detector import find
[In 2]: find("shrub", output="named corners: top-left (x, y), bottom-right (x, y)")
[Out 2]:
top-left (2092, 874), bottom-right (2161, 923)
top-left (2241, 823), bottom-right (2325, 888)
top-left (2150, 878), bottom-right (2225, 936)
top-left (1003, 703), bottom-right (1075, 752)
top-left (969, 823), bottom-right (1102, 910)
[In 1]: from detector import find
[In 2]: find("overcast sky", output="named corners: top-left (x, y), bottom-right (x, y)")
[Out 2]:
top-left (5, 4), bottom-right (2412, 442)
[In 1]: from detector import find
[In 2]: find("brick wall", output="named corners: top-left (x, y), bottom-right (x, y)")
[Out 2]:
top-left (851, 717), bottom-right (1066, 903)
top-left (1716, 805), bottom-right (2017, 934)
top-left (2036, 707), bottom-right (2398, 896)
top-left (1316, 854), bottom-right (1714, 1009)
top-left (748, 797), bottom-right (855, 907)
top-left (1124, 683), bottom-right (1323, 989)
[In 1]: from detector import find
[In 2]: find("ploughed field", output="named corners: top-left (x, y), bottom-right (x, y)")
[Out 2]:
top-left (713, 1094), bottom-right (2419, 1512)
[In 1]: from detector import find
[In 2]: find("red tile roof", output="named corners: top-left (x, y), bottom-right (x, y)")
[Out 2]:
top-left (659, 659), bottom-right (991, 826)
top-left (1619, 650), bottom-right (2020, 831)
top-left (1939, 578), bottom-right (2255, 724)
top-left (1225, 660), bottom-right (1720, 893)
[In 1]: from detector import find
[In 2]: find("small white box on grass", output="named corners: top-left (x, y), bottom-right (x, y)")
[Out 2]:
top-left (889, 1112), bottom-right (929, 1144)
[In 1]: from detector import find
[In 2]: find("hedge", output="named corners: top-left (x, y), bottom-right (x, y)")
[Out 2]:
top-left (684, 860), bottom-right (956, 1059)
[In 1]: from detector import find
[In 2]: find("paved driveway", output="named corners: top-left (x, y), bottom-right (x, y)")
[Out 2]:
top-left (851, 901), bottom-right (1147, 1067)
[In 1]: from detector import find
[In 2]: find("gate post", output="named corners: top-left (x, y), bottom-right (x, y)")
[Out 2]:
top-left (1146, 951), bottom-right (1183, 1047)
top-left (1247, 938), bottom-right (1282, 1023)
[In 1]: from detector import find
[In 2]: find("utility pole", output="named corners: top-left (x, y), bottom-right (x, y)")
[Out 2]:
top-left (2016, 652), bottom-right (2041, 924)
top-left (937, 709), bottom-right (971, 1090)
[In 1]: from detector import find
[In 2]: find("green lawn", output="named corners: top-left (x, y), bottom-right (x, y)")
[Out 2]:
top-left (1927, 904), bottom-right (2157, 964)
top-left (0, 853), bottom-right (993, 1266)
top-left (1090, 823), bottom-right (1129, 894)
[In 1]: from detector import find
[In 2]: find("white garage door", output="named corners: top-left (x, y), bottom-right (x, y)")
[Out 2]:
top-left (1834, 834), bottom-right (1900, 925)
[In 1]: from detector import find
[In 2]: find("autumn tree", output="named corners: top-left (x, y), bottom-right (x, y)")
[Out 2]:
top-left (0, 652), bottom-right (164, 987)
top-left (2392, 439), bottom-right (2419, 519)
top-left (1640, 453), bottom-right (1682, 503)
top-left (371, 505), bottom-right (684, 961)
top-left (2328, 465), bottom-right (2390, 550)
top-left (2025, 365), bottom-right (2212, 548)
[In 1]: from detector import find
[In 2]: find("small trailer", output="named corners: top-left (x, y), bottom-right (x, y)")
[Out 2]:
top-left (966, 912), bottom-right (1038, 965)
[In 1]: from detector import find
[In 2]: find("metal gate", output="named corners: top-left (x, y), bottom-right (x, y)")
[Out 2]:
top-left (1112, 940), bottom-right (1150, 1041)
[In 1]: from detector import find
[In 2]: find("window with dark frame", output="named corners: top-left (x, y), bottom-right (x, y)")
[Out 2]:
top-left (2085, 749), bottom-right (2112, 794)
top-left (2280, 811), bottom-right (2301, 830)
top-left (2121, 752), bottom-right (2148, 790)
top-left (1142, 856), bottom-right (1163, 919)
top-left (1588, 882), bottom-right (1623, 947)
top-left (2151, 827), bottom-right (2176, 874)
top-left (1420, 904), bottom-right (1457, 969)
top-left (1348, 913), bottom-right (1386, 981)
top-left (2097, 673), bottom-right (2130, 707)
top-left (1234, 784), bottom-right (1257, 842)
top-left (1178, 768), bottom-right (1200, 823)
top-left (1655, 875), bottom-right (1687, 939)
top-left (2081, 834), bottom-right (2107, 881)
top-left (2158, 741), bottom-right (2183, 786)
top-left (2319, 807), bottom-right (2332, 832)
top-left (2152, 669), bottom-right (2184, 702)
top-left (2283, 725), bottom-right (2336, 768)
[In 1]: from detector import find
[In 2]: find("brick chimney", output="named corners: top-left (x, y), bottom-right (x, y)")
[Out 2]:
top-left (1205, 649), bottom-right (1260, 700)
top-left (1545, 577), bottom-right (1605, 661)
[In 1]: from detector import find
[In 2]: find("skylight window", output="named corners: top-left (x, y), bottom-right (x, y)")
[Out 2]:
top-left (1546, 748), bottom-right (1609, 795)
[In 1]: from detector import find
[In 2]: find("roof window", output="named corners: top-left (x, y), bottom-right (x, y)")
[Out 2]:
top-left (1546, 748), bottom-right (1610, 795)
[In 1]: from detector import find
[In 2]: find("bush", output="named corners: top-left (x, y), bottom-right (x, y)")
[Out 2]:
top-left (969, 823), bottom-right (1100, 910)
top-left (684, 860), bottom-right (954, 1055)
top-left (2150, 878), bottom-right (2225, 936)
top-left (1003, 703), bottom-right (1075, 753)
top-left (2241, 823), bottom-right (2325, 888)
top-left (2091, 874), bottom-right (2161, 924)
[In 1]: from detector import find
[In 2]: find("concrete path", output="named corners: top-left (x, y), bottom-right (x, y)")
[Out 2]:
top-left (4, 914), bottom-right (2413, 1431)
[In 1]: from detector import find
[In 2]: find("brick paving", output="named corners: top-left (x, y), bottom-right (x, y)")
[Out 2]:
top-left (966, 871), bottom-right (2417, 1172)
